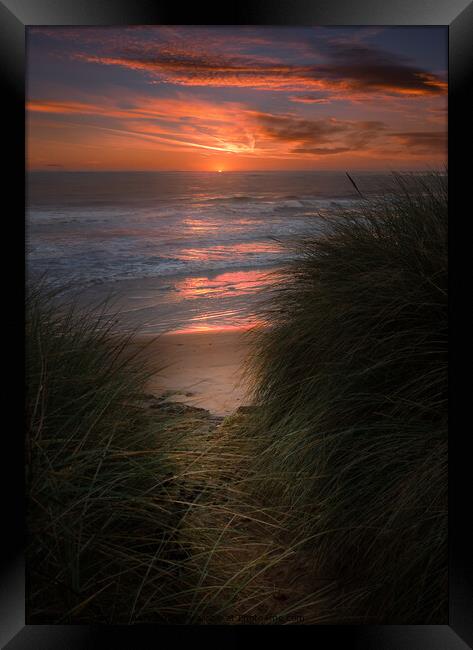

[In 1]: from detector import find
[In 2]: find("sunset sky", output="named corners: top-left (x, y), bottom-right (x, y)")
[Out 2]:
top-left (26, 26), bottom-right (447, 172)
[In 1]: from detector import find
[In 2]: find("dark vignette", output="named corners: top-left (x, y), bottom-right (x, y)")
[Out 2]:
top-left (0, 0), bottom-right (471, 647)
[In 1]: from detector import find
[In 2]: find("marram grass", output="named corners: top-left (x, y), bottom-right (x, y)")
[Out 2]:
top-left (25, 284), bottom-right (198, 623)
top-left (245, 172), bottom-right (448, 623)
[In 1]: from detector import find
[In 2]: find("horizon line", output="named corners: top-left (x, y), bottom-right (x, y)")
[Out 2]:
top-left (27, 167), bottom-right (443, 174)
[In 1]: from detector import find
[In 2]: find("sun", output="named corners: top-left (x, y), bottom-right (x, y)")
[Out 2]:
top-left (217, 169), bottom-right (224, 173)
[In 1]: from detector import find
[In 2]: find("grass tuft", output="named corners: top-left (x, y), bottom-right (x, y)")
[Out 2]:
top-left (245, 172), bottom-right (448, 623)
top-left (26, 283), bottom-right (200, 623)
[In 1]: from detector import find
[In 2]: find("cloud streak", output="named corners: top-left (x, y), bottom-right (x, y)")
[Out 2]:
top-left (29, 97), bottom-right (446, 159)
top-left (76, 46), bottom-right (446, 97)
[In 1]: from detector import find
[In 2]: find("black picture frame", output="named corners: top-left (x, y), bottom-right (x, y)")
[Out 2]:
top-left (1, 1), bottom-right (471, 647)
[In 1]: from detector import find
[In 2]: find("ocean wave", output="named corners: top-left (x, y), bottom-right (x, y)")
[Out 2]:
top-left (26, 171), bottom-right (376, 293)
top-left (28, 248), bottom-right (295, 286)
top-left (207, 195), bottom-right (259, 203)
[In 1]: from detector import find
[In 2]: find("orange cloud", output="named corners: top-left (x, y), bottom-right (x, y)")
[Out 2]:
top-left (75, 44), bottom-right (446, 97)
top-left (27, 95), bottom-right (247, 124)
top-left (289, 95), bottom-right (331, 104)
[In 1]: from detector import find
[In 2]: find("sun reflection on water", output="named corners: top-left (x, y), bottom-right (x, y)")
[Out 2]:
top-left (174, 268), bottom-right (273, 300)
top-left (179, 241), bottom-right (280, 262)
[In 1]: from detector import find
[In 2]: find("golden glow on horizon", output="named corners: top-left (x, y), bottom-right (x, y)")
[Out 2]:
top-left (26, 95), bottom-right (447, 171)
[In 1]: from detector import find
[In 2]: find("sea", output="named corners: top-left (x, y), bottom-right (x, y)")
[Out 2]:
top-left (26, 170), bottom-right (402, 334)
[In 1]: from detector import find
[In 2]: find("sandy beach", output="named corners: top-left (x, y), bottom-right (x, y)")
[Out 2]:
top-left (130, 327), bottom-right (254, 416)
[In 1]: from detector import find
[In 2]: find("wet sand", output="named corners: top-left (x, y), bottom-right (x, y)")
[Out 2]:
top-left (131, 328), bottom-right (255, 416)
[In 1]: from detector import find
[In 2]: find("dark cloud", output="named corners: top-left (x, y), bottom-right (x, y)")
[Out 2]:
top-left (313, 38), bottom-right (446, 94)
top-left (293, 146), bottom-right (351, 155)
top-left (317, 63), bottom-right (444, 95)
top-left (389, 131), bottom-right (447, 153)
top-left (254, 113), bottom-right (350, 141)
top-left (253, 112), bottom-right (387, 155)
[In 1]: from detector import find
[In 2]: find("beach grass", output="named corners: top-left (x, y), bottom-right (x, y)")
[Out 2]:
top-left (244, 172), bottom-right (448, 623)
top-left (25, 283), bottom-right (205, 623)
